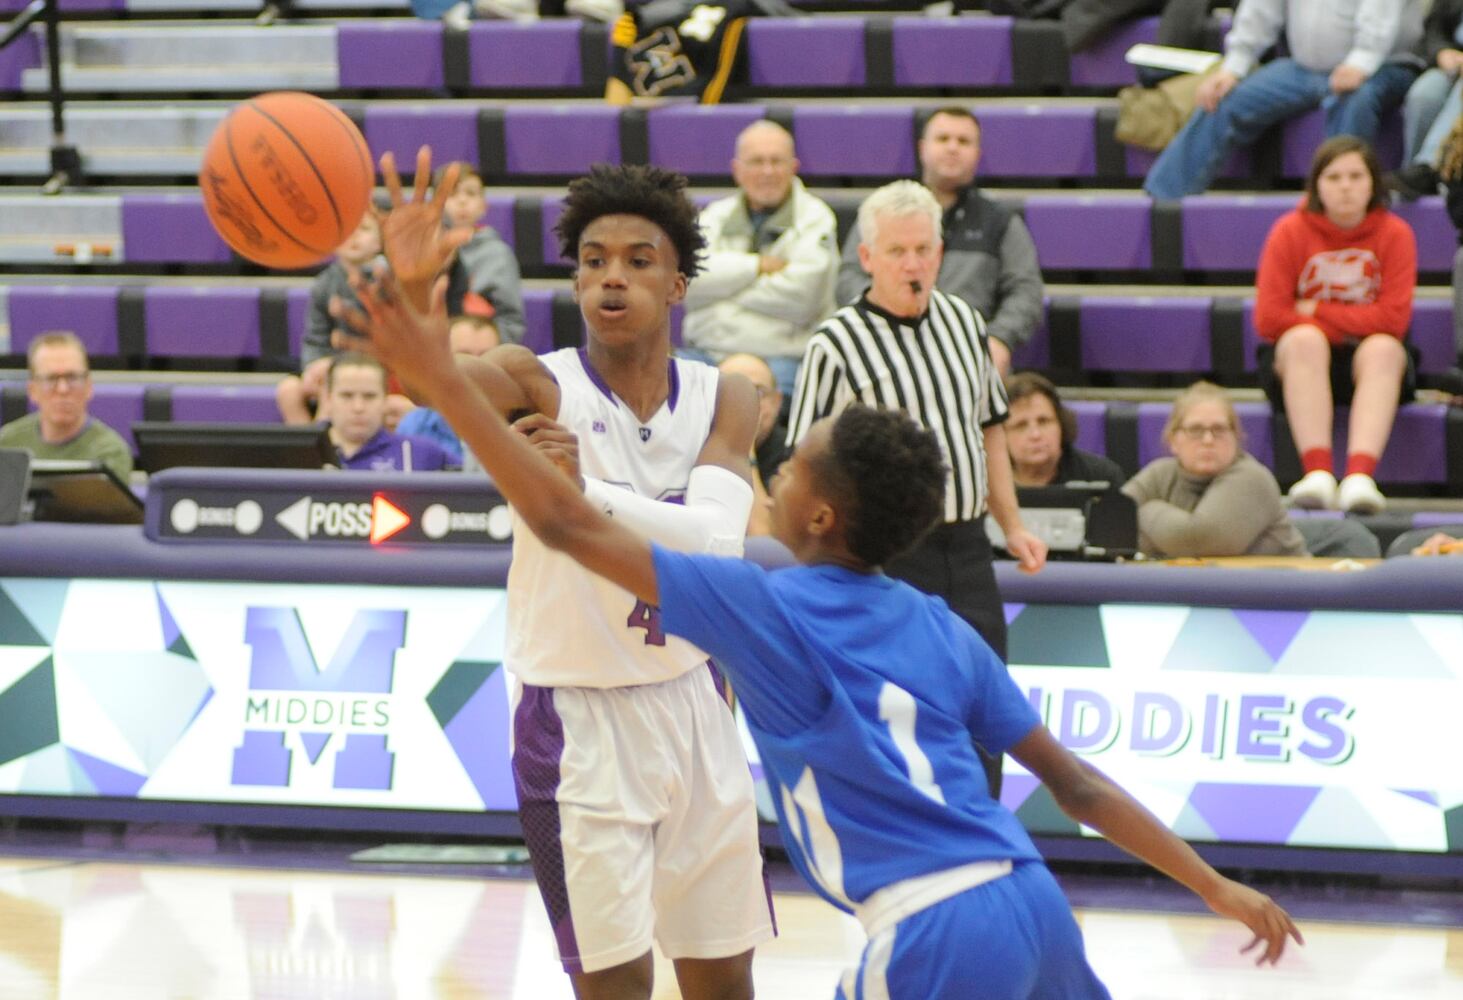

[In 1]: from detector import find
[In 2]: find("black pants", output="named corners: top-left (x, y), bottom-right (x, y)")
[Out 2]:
top-left (886, 518), bottom-right (1008, 798)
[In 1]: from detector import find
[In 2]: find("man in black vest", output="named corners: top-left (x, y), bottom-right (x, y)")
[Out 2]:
top-left (836, 106), bottom-right (1045, 377)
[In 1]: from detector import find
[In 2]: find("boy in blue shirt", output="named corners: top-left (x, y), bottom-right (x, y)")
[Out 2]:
top-left (343, 175), bottom-right (1301, 1000)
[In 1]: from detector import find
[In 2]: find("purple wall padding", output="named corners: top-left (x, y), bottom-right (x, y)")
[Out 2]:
top-left (8, 285), bottom-right (120, 356)
top-left (0, 27), bottom-right (39, 91)
top-left (1353, 404), bottom-right (1447, 484)
top-left (1391, 197), bottom-right (1456, 273)
top-left (1068, 16), bottom-right (1152, 88)
top-left (1068, 400), bottom-right (1105, 456)
top-left (88, 384), bottom-right (147, 452)
top-left (1025, 198), bottom-right (1151, 270)
top-left (1010, 301), bottom-right (1051, 370)
top-left (143, 287), bottom-right (261, 358)
top-left (485, 196), bottom-right (515, 247)
top-left (747, 18), bottom-right (865, 87)
top-left (1409, 299), bottom-right (1454, 374)
top-left (504, 106), bottom-right (619, 176)
top-left (1080, 297), bottom-right (1210, 372)
top-left (794, 106), bottom-right (915, 177)
top-left (468, 20), bottom-right (582, 88)
top-left (121, 194), bottom-right (234, 265)
top-left (364, 106), bottom-right (478, 176)
top-left (338, 22), bottom-right (444, 89)
top-left (978, 106), bottom-right (1097, 178)
top-left (647, 105), bottom-right (765, 176)
top-left (891, 17), bottom-right (1012, 87)
top-left (287, 285), bottom-right (310, 358)
top-left (1281, 108), bottom-right (1403, 177)
top-left (521, 287), bottom-right (555, 355)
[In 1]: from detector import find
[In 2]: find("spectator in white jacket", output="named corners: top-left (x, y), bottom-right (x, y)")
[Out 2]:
top-left (680, 121), bottom-right (839, 395)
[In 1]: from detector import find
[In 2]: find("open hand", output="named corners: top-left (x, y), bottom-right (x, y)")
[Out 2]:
top-left (378, 146), bottom-right (473, 312)
top-left (512, 413), bottom-right (582, 487)
top-left (1204, 879), bottom-right (1304, 966)
top-left (332, 270), bottom-right (457, 403)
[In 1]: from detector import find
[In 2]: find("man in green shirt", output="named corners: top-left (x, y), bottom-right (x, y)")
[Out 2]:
top-left (0, 332), bottom-right (132, 481)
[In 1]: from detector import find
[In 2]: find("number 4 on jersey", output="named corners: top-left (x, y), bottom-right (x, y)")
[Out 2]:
top-left (628, 600), bottom-right (666, 646)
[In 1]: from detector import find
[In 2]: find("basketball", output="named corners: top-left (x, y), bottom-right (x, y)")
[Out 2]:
top-left (198, 91), bottom-right (374, 270)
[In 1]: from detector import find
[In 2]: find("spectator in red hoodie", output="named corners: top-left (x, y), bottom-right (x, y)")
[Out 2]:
top-left (1254, 136), bottom-right (1417, 515)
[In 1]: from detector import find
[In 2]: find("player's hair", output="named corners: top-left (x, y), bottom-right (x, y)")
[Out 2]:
top-left (858, 180), bottom-right (943, 249)
top-left (1304, 136), bottom-right (1385, 215)
top-left (554, 164), bottom-right (705, 279)
top-left (1004, 371), bottom-right (1077, 448)
top-left (27, 331), bottom-right (88, 375)
top-left (811, 405), bottom-right (947, 567)
top-left (919, 105), bottom-right (981, 141)
top-left (1161, 380), bottom-right (1246, 447)
top-left (326, 351), bottom-right (386, 391)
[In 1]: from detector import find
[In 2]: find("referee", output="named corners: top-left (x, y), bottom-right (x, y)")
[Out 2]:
top-left (786, 181), bottom-right (1047, 795)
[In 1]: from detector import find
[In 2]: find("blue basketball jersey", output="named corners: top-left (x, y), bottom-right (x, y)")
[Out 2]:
top-left (651, 548), bottom-right (1045, 912)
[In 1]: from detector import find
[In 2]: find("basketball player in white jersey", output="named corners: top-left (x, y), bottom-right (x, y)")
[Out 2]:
top-left (340, 152), bottom-right (773, 999)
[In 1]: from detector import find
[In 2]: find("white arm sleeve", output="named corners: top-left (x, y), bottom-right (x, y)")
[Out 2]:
top-left (582, 464), bottom-right (753, 556)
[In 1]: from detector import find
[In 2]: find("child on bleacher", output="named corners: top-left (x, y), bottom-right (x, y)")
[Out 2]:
top-left (437, 163), bottom-right (526, 347)
top-left (1254, 136), bottom-right (1417, 516)
top-left (276, 213), bottom-right (415, 426)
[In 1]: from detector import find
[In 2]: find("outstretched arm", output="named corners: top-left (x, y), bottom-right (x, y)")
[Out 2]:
top-left (353, 271), bottom-right (660, 605)
top-left (1010, 725), bottom-right (1303, 965)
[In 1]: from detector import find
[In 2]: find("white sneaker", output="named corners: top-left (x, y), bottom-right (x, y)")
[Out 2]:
top-left (443, 0), bottom-right (472, 29)
top-left (474, 0), bottom-right (538, 22)
top-left (1288, 470), bottom-right (1339, 510)
top-left (1338, 473), bottom-right (1386, 515)
top-left (565, 0), bottom-right (623, 22)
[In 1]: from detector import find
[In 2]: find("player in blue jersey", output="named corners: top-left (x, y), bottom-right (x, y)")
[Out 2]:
top-left (346, 268), bottom-right (1302, 998)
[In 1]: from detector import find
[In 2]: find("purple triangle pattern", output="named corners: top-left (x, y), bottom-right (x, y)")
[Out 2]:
top-left (154, 585), bottom-right (182, 651)
top-left (1394, 789), bottom-right (1439, 806)
top-left (1003, 603), bottom-right (1026, 626)
top-left (299, 732), bottom-right (331, 764)
top-left (67, 748), bottom-right (147, 798)
top-left (998, 772), bottom-right (1041, 812)
top-left (1231, 609), bottom-right (1310, 664)
top-left (185, 688), bottom-right (214, 729)
top-left (443, 671), bottom-right (515, 811)
top-left (1186, 782), bottom-right (1322, 844)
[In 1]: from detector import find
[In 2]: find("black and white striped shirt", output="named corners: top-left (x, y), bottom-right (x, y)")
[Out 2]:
top-left (786, 289), bottom-right (1009, 523)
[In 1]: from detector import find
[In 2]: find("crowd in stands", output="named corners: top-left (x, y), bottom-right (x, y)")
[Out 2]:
top-left (5, 0), bottom-right (1463, 561)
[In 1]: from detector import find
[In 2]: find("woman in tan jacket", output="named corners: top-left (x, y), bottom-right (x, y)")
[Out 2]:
top-left (1122, 382), bottom-right (1306, 558)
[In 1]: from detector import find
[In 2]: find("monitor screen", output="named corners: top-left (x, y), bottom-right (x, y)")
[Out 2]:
top-left (28, 459), bottom-right (145, 525)
top-left (133, 422), bottom-right (338, 474)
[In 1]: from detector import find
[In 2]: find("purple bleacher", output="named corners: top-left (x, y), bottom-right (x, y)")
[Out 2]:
top-left (521, 287), bottom-right (555, 355)
top-left (1068, 16), bottom-right (1151, 89)
top-left (8, 286), bottom-right (120, 357)
top-left (286, 286), bottom-right (310, 358)
top-left (1348, 404), bottom-right (1447, 483)
top-left (1412, 511), bottom-right (1463, 528)
top-left (1068, 399), bottom-right (1105, 456)
top-left (170, 385), bottom-right (281, 424)
top-left (468, 20), bottom-right (582, 89)
top-left (144, 287), bottom-right (260, 357)
top-left (504, 106), bottom-right (619, 176)
top-left (1181, 195), bottom-right (1290, 272)
top-left (0, 25), bottom-right (38, 91)
top-left (0, 0), bottom-right (119, 8)
top-left (1010, 304), bottom-right (1050, 370)
top-left (1390, 197), bottom-right (1456, 273)
top-left (1081, 297), bottom-right (1210, 371)
top-left (747, 18), bottom-right (865, 88)
top-left (1024, 197), bottom-right (1151, 270)
top-left (978, 106), bottom-right (1097, 178)
top-left (540, 197), bottom-right (567, 267)
top-left (794, 106), bottom-right (915, 178)
top-left (121, 194), bottom-right (233, 265)
top-left (647, 105), bottom-right (766, 176)
top-left (337, 22), bottom-right (444, 90)
top-left (364, 106), bottom-right (477, 177)
top-left (89, 384), bottom-right (147, 452)
top-left (1136, 400), bottom-right (1273, 470)
top-left (485, 196), bottom-right (515, 247)
top-left (1240, 300), bottom-right (1262, 370)
top-left (890, 16), bottom-right (1013, 87)
top-left (1280, 109), bottom-right (1403, 177)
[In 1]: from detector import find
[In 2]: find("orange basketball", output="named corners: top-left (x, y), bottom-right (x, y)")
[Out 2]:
top-left (199, 91), bottom-right (374, 270)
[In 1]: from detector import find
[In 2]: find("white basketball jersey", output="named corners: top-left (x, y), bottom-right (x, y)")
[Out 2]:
top-left (506, 348), bottom-right (722, 688)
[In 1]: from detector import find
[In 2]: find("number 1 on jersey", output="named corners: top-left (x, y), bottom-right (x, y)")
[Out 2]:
top-left (628, 600), bottom-right (666, 646)
top-left (879, 682), bottom-right (947, 804)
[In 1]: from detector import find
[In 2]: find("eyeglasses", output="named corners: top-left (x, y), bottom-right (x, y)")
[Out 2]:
top-left (32, 371), bottom-right (89, 391)
top-left (1176, 423), bottom-right (1234, 441)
